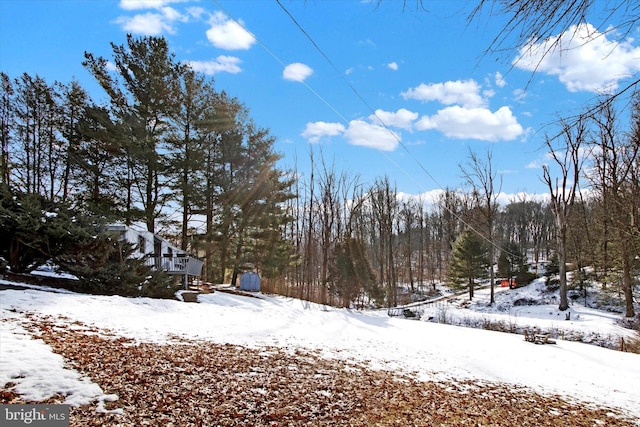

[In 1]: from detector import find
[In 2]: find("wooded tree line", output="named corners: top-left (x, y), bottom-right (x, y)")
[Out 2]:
top-left (1, 35), bottom-right (638, 315)
top-left (278, 162), bottom-right (553, 309)
top-left (0, 35), bottom-right (294, 288)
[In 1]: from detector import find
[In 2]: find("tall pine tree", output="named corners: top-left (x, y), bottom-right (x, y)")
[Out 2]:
top-left (84, 35), bottom-right (184, 233)
top-left (449, 227), bottom-right (489, 300)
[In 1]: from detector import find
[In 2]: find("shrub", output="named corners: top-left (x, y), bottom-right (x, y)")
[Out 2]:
top-left (515, 270), bottom-right (537, 287)
top-left (545, 276), bottom-right (560, 292)
top-left (58, 236), bottom-right (178, 299)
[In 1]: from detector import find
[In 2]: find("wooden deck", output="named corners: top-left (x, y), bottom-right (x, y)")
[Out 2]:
top-left (145, 256), bottom-right (203, 276)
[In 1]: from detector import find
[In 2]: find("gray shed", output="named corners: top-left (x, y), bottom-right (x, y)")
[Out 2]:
top-left (239, 272), bottom-right (261, 291)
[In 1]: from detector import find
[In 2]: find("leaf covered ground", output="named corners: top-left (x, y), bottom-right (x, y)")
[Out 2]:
top-left (1, 315), bottom-right (636, 426)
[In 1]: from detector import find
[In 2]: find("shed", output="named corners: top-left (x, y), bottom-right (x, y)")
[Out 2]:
top-left (239, 272), bottom-right (261, 292)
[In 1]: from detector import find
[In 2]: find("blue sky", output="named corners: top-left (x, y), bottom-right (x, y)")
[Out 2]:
top-left (2, 0), bottom-right (640, 203)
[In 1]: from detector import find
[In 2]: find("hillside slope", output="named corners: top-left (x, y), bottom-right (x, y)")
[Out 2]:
top-left (1, 280), bottom-right (639, 425)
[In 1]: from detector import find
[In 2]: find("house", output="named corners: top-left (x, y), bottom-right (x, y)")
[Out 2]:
top-left (107, 224), bottom-right (203, 288)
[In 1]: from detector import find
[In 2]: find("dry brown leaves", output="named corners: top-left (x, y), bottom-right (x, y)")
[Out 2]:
top-left (2, 315), bottom-right (637, 427)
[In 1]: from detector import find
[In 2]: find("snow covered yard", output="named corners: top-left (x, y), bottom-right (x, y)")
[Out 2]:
top-left (1, 279), bottom-right (639, 425)
top-left (416, 279), bottom-right (637, 348)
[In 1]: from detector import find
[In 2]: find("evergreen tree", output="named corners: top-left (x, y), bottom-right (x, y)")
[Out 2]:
top-left (13, 73), bottom-right (62, 198)
top-left (57, 231), bottom-right (175, 298)
top-left (58, 79), bottom-right (89, 202)
top-left (83, 35), bottom-right (184, 233)
top-left (166, 69), bottom-right (212, 250)
top-left (0, 72), bottom-right (14, 187)
top-left (73, 104), bottom-right (127, 218)
top-left (226, 122), bottom-right (295, 286)
top-left (329, 236), bottom-right (377, 308)
top-left (497, 241), bottom-right (526, 279)
top-left (0, 186), bottom-right (175, 297)
top-left (448, 228), bottom-right (489, 300)
top-left (0, 189), bottom-right (75, 272)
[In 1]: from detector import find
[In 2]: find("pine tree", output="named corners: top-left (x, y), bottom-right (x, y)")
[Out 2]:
top-left (0, 189), bottom-right (77, 272)
top-left (57, 231), bottom-right (175, 298)
top-left (73, 104), bottom-right (127, 219)
top-left (329, 236), bottom-right (377, 308)
top-left (0, 72), bottom-right (14, 187)
top-left (165, 69), bottom-right (212, 251)
top-left (497, 241), bottom-right (525, 279)
top-left (83, 35), bottom-right (184, 234)
top-left (448, 228), bottom-right (489, 300)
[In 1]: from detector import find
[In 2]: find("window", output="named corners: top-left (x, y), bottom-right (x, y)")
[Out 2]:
top-left (138, 235), bottom-right (146, 254)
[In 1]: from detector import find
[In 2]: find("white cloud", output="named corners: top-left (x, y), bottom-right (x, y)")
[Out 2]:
top-left (358, 38), bottom-right (376, 48)
top-left (401, 79), bottom-right (486, 108)
top-left (483, 88), bottom-right (496, 99)
top-left (513, 88), bottom-right (527, 102)
top-left (301, 119), bottom-right (400, 151)
top-left (206, 11), bottom-right (255, 50)
top-left (397, 189), bottom-right (445, 208)
top-left (186, 6), bottom-right (205, 20)
top-left (526, 159), bottom-right (543, 169)
top-left (186, 56), bottom-right (242, 75)
top-left (514, 22), bottom-right (640, 93)
top-left (369, 108), bottom-right (417, 131)
top-left (344, 120), bottom-right (400, 151)
top-left (301, 121), bottom-right (345, 143)
top-left (160, 6), bottom-right (182, 21)
top-left (115, 12), bottom-right (175, 35)
top-left (105, 61), bottom-right (118, 73)
top-left (283, 63), bottom-right (313, 82)
top-left (415, 105), bottom-right (524, 141)
top-left (387, 62), bottom-right (399, 71)
top-left (119, 0), bottom-right (182, 10)
top-left (495, 71), bottom-right (506, 88)
top-left (115, 6), bottom-right (186, 36)
top-left (399, 188), bottom-right (548, 208)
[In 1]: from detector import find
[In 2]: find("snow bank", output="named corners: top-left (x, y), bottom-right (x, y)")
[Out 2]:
top-left (1, 281), bottom-right (639, 421)
top-left (0, 316), bottom-right (103, 406)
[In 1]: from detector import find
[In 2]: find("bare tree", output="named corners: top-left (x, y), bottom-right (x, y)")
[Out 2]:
top-left (589, 99), bottom-right (639, 317)
top-left (369, 177), bottom-right (399, 307)
top-left (469, 0), bottom-right (639, 122)
top-left (542, 118), bottom-right (586, 311)
top-left (317, 158), bottom-right (342, 305)
top-left (398, 199), bottom-right (418, 292)
top-left (500, 196), bottom-right (553, 274)
top-left (460, 149), bottom-right (501, 304)
top-left (588, 100), bottom-right (617, 287)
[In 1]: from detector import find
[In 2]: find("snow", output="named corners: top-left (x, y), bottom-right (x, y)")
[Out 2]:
top-left (30, 263), bottom-right (79, 280)
top-left (0, 320), bottom-right (102, 406)
top-left (1, 278), bottom-right (639, 422)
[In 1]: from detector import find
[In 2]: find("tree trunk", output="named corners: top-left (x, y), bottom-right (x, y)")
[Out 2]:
top-left (558, 224), bottom-right (569, 311)
top-left (489, 243), bottom-right (495, 304)
top-left (620, 236), bottom-right (636, 318)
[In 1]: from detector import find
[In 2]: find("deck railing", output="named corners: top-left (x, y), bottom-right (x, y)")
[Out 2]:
top-left (145, 256), bottom-right (204, 276)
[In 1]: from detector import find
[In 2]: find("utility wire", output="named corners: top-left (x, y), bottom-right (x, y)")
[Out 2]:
top-left (211, 0), bottom-right (520, 261)
top-left (275, 0), bottom-right (445, 193)
top-left (211, 0), bottom-right (350, 126)
top-left (211, 0), bottom-right (423, 191)
top-left (274, 0), bottom-right (521, 260)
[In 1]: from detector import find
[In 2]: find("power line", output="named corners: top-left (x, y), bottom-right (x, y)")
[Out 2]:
top-left (211, 0), bottom-right (430, 193)
top-left (211, 0), bottom-right (350, 126)
top-left (210, 0), bottom-right (522, 261)
top-left (273, 0), bottom-right (522, 260)
top-left (275, 0), bottom-right (446, 193)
